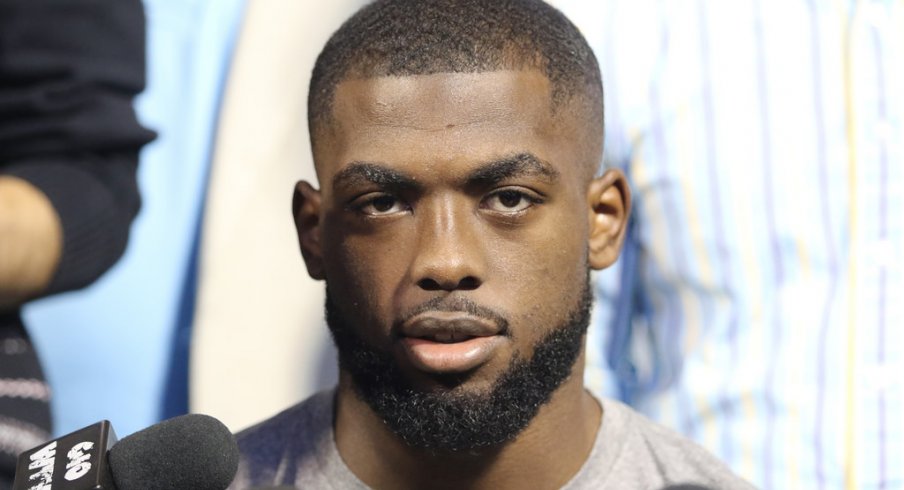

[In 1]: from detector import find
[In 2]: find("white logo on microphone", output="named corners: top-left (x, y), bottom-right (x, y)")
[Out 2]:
top-left (26, 441), bottom-right (56, 490)
top-left (64, 441), bottom-right (94, 481)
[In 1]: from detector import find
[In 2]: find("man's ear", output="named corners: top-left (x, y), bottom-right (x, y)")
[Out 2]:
top-left (293, 181), bottom-right (325, 280)
top-left (586, 169), bottom-right (631, 270)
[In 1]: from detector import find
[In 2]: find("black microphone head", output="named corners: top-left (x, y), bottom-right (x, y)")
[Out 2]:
top-left (107, 413), bottom-right (238, 490)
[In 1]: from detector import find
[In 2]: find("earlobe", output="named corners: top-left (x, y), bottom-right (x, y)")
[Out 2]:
top-left (586, 169), bottom-right (631, 270)
top-left (293, 181), bottom-right (325, 280)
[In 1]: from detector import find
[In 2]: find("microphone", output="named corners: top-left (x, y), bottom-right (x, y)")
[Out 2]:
top-left (12, 414), bottom-right (238, 490)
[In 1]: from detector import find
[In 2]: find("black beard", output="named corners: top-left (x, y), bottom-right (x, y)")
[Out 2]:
top-left (324, 279), bottom-right (592, 452)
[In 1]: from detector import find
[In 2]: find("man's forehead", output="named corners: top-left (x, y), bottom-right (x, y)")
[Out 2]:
top-left (330, 70), bottom-right (556, 132)
top-left (312, 69), bottom-right (598, 185)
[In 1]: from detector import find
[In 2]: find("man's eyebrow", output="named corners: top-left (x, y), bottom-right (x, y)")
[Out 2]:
top-left (467, 153), bottom-right (560, 186)
top-left (332, 162), bottom-right (421, 192)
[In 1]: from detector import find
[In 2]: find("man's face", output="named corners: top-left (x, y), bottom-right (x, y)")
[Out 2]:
top-left (298, 70), bottom-right (623, 448)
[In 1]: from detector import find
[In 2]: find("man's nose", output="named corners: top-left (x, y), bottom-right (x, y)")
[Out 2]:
top-left (409, 200), bottom-right (484, 292)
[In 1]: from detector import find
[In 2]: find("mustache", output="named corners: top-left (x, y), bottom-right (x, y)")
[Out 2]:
top-left (394, 296), bottom-right (511, 336)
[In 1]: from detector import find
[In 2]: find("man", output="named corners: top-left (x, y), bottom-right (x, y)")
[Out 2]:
top-left (232, 1), bottom-right (752, 488)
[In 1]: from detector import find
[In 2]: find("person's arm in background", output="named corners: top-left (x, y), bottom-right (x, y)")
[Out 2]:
top-left (0, 0), bottom-right (155, 310)
top-left (0, 176), bottom-right (62, 309)
top-left (0, 1), bottom-right (155, 483)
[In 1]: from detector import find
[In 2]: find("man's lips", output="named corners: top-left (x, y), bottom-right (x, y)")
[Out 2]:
top-left (396, 313), bottom-right (506, 374)
top-left (399, 312), bottom-right (502, 339)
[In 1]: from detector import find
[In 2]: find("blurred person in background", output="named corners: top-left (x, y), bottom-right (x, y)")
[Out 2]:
top-left (568, 1), bottom-right (904, 489)
top-left (20, 0), bottom-right (246, 440)
top-left (0, 0), bottom-right (153, 486)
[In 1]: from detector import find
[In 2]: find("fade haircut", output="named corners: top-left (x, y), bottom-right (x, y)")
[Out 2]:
top-left (308, 0), bottom-right (603, 154)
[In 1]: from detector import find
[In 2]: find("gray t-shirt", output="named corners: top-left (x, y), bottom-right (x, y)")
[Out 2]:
top-left (230, 390), bottom-right (754, 489)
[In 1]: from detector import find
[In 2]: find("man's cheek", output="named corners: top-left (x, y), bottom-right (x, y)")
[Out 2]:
top-left (497, 231), bottom-right (584, 282)
top-left (327, 240), bottom-right (400, 312)
top-left (516, 242), bottom-right (587, 309)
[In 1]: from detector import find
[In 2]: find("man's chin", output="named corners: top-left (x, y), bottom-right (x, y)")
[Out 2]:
top-left (332, 325), bottom-right (587, 451)
top-left (392, 366), bottom-right (500, 397)
top-left (324, 280), bottom-right (592, 451)
top-left (346, 361), bottom-right (534, 451)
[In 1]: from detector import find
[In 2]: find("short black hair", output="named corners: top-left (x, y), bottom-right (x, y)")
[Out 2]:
top-left (308, 0), bottom-right (603, 150)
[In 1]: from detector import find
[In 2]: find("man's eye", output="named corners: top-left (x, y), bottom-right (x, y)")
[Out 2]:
top-left (358, 194), bottom-right (407, 216)
top-left (483, 189), bottom-right (538, 213)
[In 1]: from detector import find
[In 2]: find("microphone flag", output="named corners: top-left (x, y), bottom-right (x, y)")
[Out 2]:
top-left (12, 421), bottom-right (118, 490)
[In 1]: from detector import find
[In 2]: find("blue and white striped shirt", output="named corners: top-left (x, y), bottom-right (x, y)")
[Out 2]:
top-left (567, 1), bottom-right (904, 489)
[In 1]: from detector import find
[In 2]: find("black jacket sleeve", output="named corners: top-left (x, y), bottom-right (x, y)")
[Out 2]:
top-left (0, 0), bottom-right (156, 294)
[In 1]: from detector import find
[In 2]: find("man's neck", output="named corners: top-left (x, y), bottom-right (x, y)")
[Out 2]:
top-left (333, 362), bottom-right (601, 490)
